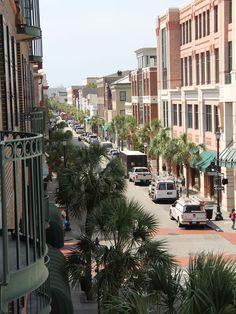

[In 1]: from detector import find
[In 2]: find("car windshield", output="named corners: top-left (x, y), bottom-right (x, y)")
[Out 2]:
top-left (158, 183), bottom-right (166, 190)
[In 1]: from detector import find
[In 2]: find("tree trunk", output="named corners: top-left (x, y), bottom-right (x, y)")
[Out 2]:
top-left (121, 139), bottom-right (124, 151)
top-left (156, 154), bottom-right (160, 174)
top-left (84, 218), bottom-right (94, 300)
top-left (186, 163), bottom-right (190, 198)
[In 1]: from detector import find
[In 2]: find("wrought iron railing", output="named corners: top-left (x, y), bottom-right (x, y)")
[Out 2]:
top-left (29, 38), bottom-right (43, 61)
top-left (23, 110), bottom-right (45, 134)
top-left (7, 255), bottom-right (51, 313)
top-left (0, 131), bottom-right (46, 285)
top-left (17, 0), bottom-right (41, 29)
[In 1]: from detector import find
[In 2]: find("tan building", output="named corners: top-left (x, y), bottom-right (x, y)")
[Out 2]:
top-left (156, 0), bottom-right (234, 212)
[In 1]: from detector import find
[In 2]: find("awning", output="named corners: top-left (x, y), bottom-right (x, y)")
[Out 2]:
top-left (219, 141), bottom-right (236, 168)
top-left (194, 151), bottom-right (217, 172)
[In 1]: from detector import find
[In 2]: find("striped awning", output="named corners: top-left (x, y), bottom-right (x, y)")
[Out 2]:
top-left (219, 141), bottom-right (236, 168)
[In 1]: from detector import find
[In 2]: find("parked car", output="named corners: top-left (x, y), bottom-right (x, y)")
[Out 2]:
top-left (129, 167), bottom-right (151, 185)
top-left (90, 138), bottom-right (99, 145)
top-left (88, 134), bottom-right (98, 143)
top-left (169, 197), bottom-right (207, 227)
top-left (100, 141), bottom-right (113, 152)
top-left (149, 174), bottom-right (177, 203)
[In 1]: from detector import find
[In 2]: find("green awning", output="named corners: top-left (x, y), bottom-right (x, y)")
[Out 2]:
top-left (220, 142), bottom-right (236, 168)
top-left (194, 151), bottom-right (217, 172)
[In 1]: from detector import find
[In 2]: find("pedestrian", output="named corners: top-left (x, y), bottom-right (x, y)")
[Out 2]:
top-left (229, 209), bottom-right (236, 229)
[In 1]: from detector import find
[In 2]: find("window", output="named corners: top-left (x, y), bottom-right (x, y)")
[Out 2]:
top-left (173, 104), bottom-right (177, 126)
top-left (186, 21), bottom-right (188, 43)
top-left (163, 101), bottom-right (168, 127)
top-left (214, 6), bottom-right (218, 32)
top-left (215, 48), bottom-right (219, 83)
top-left (195, 16), bottom-right (198, 39)
top-left (183, 23), bottom-right (185, 44)
top-left (199, 14), bottom-right (202, 38)
top-left (187, 104), bottom-right (193, 128)
top-left (161, 28), bottom-right (167, 89)
top-left (207, 10), bottom-right (210, 35)
top-left (189, 20), bottom-right (192, 42)
top-left (189, 56), bottom-right (192, 85)
top-left (206, 51), bottom-right (211, 84)
top-left (194, 105), bottom-right (199, 129)
top-left (184, 57), bottom-right (188, 86)
top-left (178, 104), bottom-right (182, 126)
top-left (181, 58), bottom-right (184, 86)
top-left (228, 41), bottom-right (232, 73)
top-left (119, 91), bottom-right (126, 101)
top-left (196, 54), bottom-right (200, 85)
top-left (201, 52), bottom-right (205, 84)
top-left (206, 105), bottom-right (212, 132)
top-left (203, 12), bottom-right (206, 37)
top-left (214, 106), bottom-right (219, 132)
top-left (180, 24), bottom-right (183, 45)
top-left (229, 0), bottom-right (232, 23)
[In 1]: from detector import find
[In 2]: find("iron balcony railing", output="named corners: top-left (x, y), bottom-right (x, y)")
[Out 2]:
top-left (23, 110), bottom-right (46, 134)
top-left (15, 0), bottom-right (42, 41)
top-left (0, 131), bottom-right (46, 285)
top-left (29, 39), bottom-right (43, 64)
top-left (17, 0), bottom-right (41, 29)
top-left (7, 255), bottom-right (51, 313)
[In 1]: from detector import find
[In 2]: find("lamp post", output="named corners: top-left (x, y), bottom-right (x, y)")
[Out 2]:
top-left (62, 140), bottom-right (71, 230)
top-left (215, 129), bottom-right (223, 221)
top-left (94, 237), bottom-right (101, 314)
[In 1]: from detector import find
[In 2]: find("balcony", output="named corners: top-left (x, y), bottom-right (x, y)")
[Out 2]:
top-left (29, 39), bottom-right (43, 66)
top-left (0, 131), bottom-right (49, 311)
top-left (16, 0), bottom-right (42, 41)
top-left (23, 110), bottom-right (46, 134)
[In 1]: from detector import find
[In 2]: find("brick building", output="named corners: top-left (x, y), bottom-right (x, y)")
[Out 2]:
top-left (130, 48), bottom-right (158, 127)
top-left (0, 1), bottom-right (51, 313)
top-left (156, 0), bottom-right (235, 212)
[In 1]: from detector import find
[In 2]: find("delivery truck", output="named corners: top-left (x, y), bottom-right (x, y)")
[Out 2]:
top-left (119, 151), bottom-right (148, 177)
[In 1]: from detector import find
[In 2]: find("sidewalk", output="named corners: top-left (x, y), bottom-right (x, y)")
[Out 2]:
top-left (46, 176), bottom-right (97, 314)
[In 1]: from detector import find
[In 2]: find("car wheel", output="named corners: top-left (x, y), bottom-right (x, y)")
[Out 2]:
top-left (169, 210), bottom-right (174, 220)
top-left (177, 218), bottom-right (182, 228)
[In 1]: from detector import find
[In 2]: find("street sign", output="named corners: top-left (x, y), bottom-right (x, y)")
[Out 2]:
top-left (214, 187), bottom-right (225, 191)
top-left (207, 172), bottom-right (218, 176)
top-left (207, 172), bottom-right (224, 177)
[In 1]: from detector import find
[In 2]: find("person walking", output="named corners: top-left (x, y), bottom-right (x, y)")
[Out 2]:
top-left (229, 209), bottom-right (236, 229)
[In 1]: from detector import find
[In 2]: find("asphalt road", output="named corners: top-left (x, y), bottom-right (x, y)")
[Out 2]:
top-left (126, 180), bottom-right (236, 264)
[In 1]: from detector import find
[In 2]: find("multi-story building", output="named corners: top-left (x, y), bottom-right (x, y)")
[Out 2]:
top-left (0, 1), bottom-right (51, 313)
top-left (48, 87), bottom-right (67, 104)
top-left (110, 75), bottom-right (131, 121)
top-left (67, 85), bottom-right (81, 106)
top-left (131, 48), bottom-right (158, 127)
top-left (156, 0), bottom-right (234, 212)
top-left (97, 71), bottom-right (130, 122)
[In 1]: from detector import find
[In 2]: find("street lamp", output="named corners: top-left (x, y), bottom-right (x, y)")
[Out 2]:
top-left (62, 140), bottom-right (71, 230)
top-left (215, 129), bottom-right (223, 221)
top-left (94, 237), bottom-right (101, 314)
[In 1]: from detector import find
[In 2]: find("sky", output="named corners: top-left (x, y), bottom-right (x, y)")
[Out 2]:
top-left (40, 0), bottom-right (183, 88)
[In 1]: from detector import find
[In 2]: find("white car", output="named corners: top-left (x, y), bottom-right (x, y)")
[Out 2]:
top-left (169, 197), bottom-right (207, 227)
top-left (149, 175), bottom-right (177, 203)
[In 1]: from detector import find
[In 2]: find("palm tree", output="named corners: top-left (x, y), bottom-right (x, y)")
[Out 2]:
top-left (162, 138), bottom-right (179, 174)
top-left (180, 253), bottom-right (236, 314)
top-left (175, 134), bottom-right (204, 197)
top-left (90, 115), bottom-right (104, 136)
top-left (149, 128), bottom-right (169, 173)
top-left (89, 197), bottom-right (174, 307)
top-left (126, 116), bottom-right (138, 150)
top-left (57, 145), bottom-right (126, 299)
top-left (113, 115), bottom-right (128, 150)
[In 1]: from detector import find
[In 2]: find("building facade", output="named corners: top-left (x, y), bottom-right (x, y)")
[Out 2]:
top-left (110, 75), bottom-right (131, 122)
top-left (156, 0), bottom-right (234, 212)
top-left (0, 1), bottom-right (51, 313)
top-left (67, 85), bottom-right (80, 106)
top-left (131, 48), bottom-right (158, 127)
top-left (96, 71), bottom-right (130, 123)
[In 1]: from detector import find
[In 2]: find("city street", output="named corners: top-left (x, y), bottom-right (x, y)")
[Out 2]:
top-left (126, 180), bottom-right (236, 266)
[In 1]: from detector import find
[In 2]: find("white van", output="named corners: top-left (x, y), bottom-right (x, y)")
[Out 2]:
top-left (149, 174), bottom-right (177, 202)
top-left (169, 197), bottom-right (207, 227)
